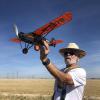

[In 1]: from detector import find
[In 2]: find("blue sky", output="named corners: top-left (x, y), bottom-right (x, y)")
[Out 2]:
top-left (0, 0), bottom-right (100, 78)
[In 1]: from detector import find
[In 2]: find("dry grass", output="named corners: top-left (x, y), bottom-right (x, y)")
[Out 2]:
top-left (84, 79), bottom-right (100, 96)
top-left (0, 79), bottom-right (54, 95)
top-left (0, 79), bottom-right (100, 99)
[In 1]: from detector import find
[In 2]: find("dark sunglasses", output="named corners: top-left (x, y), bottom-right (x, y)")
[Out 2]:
top-left (64, 51), bottom-right (78, 56)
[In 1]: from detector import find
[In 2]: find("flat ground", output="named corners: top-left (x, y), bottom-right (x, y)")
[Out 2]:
top-left (84, 79), bottom-right (100, 96)
top-left (0, 79), bottom-right (99, 97)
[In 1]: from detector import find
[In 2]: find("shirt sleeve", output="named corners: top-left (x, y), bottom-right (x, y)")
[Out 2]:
top-left (68, 68), bottom-right (86, 87)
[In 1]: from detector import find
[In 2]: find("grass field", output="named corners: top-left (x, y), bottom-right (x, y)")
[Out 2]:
top-left (84, 79), bottom-right (100, 96)
top-left (0, 79), bottom-right (99, 100)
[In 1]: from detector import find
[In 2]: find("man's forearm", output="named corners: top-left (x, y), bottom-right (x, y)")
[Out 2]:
top-left (43, 60), bottom-right (71, 84)
top-left (46, 62), bottom-right (61, 79)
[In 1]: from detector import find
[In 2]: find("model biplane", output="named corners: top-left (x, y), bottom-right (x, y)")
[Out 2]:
top-left (10, 12), bottom-right (72, 54)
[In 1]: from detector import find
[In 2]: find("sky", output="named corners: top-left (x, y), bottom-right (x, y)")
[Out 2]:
top-left (0, 0), bottom-right (100, 78)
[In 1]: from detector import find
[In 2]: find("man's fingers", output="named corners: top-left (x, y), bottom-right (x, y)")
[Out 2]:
top-left (43, 40), bottom-right (49, 50)
top-left (39, 40), bottom-right (50, 61)
top-left (34, 45), bottom-right (40, 51)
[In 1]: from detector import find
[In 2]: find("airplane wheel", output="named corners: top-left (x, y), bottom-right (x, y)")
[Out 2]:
top-left (22, 48), bottom-right (28, 54)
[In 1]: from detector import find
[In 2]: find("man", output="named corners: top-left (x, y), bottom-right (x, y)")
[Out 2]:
top-left (40, 41), bottom-right (86, 100)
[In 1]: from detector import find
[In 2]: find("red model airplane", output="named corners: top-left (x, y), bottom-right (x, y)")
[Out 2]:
top-left (10, 12), bottom-right (72, 54)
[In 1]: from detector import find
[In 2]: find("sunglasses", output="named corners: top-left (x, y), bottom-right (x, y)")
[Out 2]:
top-left (64, 51), bottom-right (78, 56)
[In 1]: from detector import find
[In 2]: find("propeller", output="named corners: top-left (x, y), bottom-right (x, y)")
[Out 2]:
top-left (13, 24), bottom-right (19, 38)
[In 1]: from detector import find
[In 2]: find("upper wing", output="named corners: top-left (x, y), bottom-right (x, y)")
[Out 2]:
top-left (33, 12), bottom-right (72, 36)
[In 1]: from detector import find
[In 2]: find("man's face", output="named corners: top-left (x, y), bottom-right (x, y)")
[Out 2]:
top-left (64, 51), bottom-right (79, 65)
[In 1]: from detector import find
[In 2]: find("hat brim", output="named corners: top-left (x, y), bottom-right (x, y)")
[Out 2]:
top-left (59, 48), bottom-right (86, 58)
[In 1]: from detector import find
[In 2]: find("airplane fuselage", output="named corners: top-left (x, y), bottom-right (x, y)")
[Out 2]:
top-left (18, 32), bottom-right (44, 45)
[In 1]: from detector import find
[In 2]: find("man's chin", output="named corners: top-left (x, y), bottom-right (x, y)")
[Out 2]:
top-left (65, 60), bottom-right (75, 65)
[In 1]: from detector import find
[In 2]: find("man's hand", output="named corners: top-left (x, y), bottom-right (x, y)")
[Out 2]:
top-left (40, 40), bottom-right (50, 61)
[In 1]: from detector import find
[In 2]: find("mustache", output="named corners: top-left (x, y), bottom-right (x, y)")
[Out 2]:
top-left (65, 57), bottom-right (71, 60)
top-left (65, 56), bottom-right (70, 58)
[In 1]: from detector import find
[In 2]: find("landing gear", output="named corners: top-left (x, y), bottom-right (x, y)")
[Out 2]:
top-left (19, 41), bottom-right (33, 54)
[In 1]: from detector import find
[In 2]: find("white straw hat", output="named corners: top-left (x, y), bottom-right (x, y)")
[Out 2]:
top-left (59, 43), bottom-right (86, 58)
